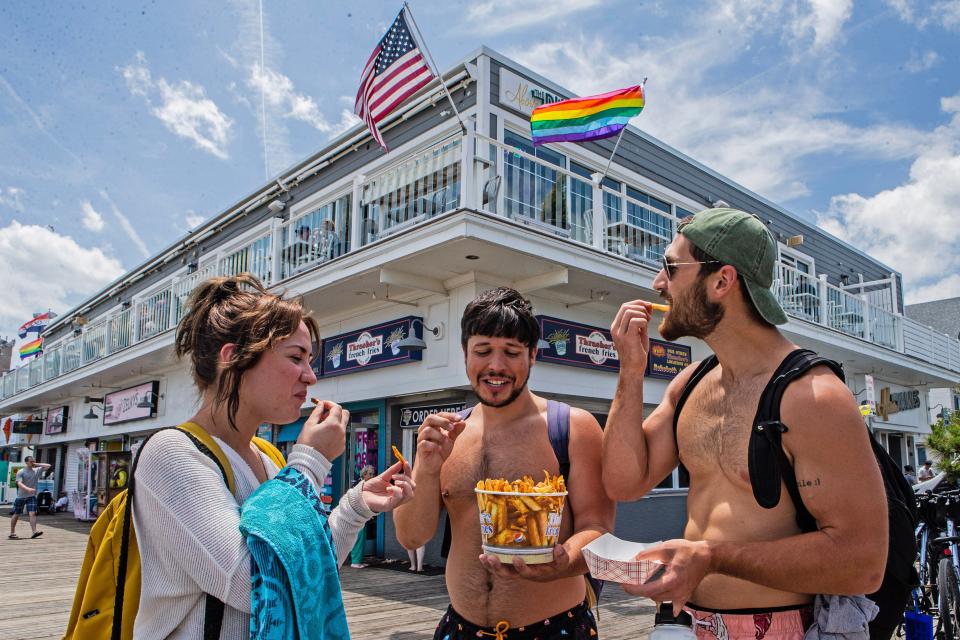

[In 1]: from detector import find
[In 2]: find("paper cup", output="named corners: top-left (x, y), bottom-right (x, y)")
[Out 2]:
top-left (475, 488), bottom-right (567, 565)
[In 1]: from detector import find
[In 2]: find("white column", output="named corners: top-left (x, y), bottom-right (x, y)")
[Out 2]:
top-left (460, 128), bottom-right (475, 210)
top-left (861, 294), bottom-right (872, 342)
top-left (269, 218), bottom-right (284, 283)
top-left (351, 175), bottom-right (365, 249)
top-left (591, 172), bottom-right (605, 251)
top-left (818, 274), bottom-right (829, 328)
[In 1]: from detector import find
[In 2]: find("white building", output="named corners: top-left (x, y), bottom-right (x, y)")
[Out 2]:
top-left (2, 48), bottom-right (958, 564)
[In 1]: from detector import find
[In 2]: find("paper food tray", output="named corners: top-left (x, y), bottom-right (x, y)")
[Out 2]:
top-left (582, 533), bottom-right (662, 585)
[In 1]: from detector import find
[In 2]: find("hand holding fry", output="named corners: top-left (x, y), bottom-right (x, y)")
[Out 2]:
top-left (298, 399), bottom-right (349, 460)
top-left (611, 300), bottom-right (653, 372)
top-left (415, 412), bottom-right (466, 475)
top-left (360, 460), bottom-right (415, 513)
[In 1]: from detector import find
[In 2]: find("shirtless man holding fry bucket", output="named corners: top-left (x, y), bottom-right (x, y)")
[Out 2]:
top-left (394, 287), bottom-right (614, 640)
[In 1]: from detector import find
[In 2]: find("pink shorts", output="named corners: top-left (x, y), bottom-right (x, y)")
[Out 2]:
top-left (685, 603), bottom-right (814, 640)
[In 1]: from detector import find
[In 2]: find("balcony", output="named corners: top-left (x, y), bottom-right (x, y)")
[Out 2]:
top-left (2, 129), bottom-right (959, 402)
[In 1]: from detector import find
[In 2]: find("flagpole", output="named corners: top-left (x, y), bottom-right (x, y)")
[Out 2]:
top-left (600, 128), bottom-right (626, 182)
top-left (403, 2), bottom-right (468, 134)
top-left (598, 77), bottom-right (646, 182)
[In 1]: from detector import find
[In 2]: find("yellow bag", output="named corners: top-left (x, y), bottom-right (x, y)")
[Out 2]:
top-left (63, 422), bottom-right (285, 640)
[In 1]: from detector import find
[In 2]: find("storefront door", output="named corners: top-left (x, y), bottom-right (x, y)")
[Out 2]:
top-left (344, 401), bottom-right (385, 559)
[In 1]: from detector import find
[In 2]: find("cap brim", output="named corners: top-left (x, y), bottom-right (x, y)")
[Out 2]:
top-left (744, 279), bottom-right (788, 325)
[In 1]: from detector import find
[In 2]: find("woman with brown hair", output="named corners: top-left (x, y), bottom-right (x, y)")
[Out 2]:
top-left (131, 273), bottom-right (414, 639)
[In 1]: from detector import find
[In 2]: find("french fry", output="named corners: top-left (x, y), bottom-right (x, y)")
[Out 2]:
top-left (650, 302), bottom-right (671, 313)
top-left (391, 445), bottom-right (406, 466)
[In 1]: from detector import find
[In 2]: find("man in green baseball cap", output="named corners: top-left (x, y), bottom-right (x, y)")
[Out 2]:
top-left (602, 208), bottom-right (888, 639)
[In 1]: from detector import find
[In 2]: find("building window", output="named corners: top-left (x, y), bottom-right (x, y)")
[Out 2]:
top-left (655, 464), bottom-right (689, 491)
top-left (503, 130), bottom-right (568, 229)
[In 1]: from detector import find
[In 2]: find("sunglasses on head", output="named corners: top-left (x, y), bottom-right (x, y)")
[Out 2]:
top-left (660, 255), bottom-right (722, 279)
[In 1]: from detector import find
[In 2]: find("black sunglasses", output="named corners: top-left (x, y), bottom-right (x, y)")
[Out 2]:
top-left (660, 255), bottom-right (721, 279)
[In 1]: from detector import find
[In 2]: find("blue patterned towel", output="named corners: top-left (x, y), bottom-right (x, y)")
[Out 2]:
top-left (240, 466), bottom-right (350, 640)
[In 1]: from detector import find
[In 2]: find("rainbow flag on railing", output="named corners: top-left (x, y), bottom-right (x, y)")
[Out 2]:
top-left (530, 85), bottom-right (645, 145)
top-left (19, 338), bottom-right (43, 360)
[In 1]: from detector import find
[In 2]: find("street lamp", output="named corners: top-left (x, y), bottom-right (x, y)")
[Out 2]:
top-left (395, 318), bottom-right (444, 353)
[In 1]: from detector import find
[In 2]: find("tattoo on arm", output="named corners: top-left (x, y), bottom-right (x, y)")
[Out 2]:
top-left (797, 477), bottom-right (821, 488)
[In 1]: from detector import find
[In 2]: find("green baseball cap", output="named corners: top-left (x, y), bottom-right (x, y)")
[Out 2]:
top-left (678, 208), bottom-right (788, 325)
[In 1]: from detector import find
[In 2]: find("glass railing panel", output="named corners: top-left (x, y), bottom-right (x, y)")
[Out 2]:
top-left (567, 175), bottom-right (593, 245)
top-left (82, 319), bottom-right (108, 364)
top-left (775, 264), bottom-right (822, 324)
top-left (361, 137), bottom-right (461, 245)
top-left (603, 188), bottom-right (674, 267)
top-left (4, 372), bottom-right (15, 397)
top-left (219, 233), bottom-right (273, 285)
top-left (28, 357), bottom-right (43, 387)
top-left (824, 285), bottom-right (865, 339)
top-left (43, 345), bottom-right (62, 381)
top-left (281, 194), bottom-right (352, 279)
top-left (109, 308), bottom-right (133, 353)
top-left (61, 336), bottom-right (82, 373)
top-left (869, 305), bottom-right (899, 350)
top-left (172, 264), bottom-right (218, 325)
top-left (136, 287), bottom-right (173, 342)
top-left (16, 365), bottom-right (29, 392)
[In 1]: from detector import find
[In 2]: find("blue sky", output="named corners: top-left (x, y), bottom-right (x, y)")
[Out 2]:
top-left (1, 0), bottom-right (959, 346)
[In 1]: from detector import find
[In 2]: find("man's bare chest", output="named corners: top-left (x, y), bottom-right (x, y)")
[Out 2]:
top-left (677, 376), bottom-right (768, 480)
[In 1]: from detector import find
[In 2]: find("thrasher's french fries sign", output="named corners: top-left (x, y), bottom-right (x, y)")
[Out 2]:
top-left (475, 474), bottom-right (567, 557)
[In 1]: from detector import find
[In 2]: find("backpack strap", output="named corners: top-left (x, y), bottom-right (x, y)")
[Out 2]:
top-left (114, 424), bottom-right (239, 640)
top-left (672, 356), bottom-right (720, 446)
top-left (750, 349), bottom-right (845, 533)
top-left (252, 437), bottom-right (286, 469)
top-left (547, 399), bottom-right (571, 480)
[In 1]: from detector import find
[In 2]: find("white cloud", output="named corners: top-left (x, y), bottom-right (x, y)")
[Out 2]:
top-left (887, 0), bottom-right (960, 30)
top-left (185, 211), bottom-right (205, 229)
top-left (904, 49), bottom-right (941, 73)
top-left (0, 186), bottom-right (25, 212)
top-left (99, 190), bottom-right (150, 259)
top-left (247, 65), bottom-right (360, 136)
top-left (119, 52), bottom-right (233, 159)
top-left (788, 0), bottom-right (854, 50)
top-left (0, 221), bottom-right (125, 340)
top-left (80, 200), bottom-right (105, 232)
top-left (817, 94), bottom-right (960, 303)
top-left (466, 0), bottom-right (603, 34)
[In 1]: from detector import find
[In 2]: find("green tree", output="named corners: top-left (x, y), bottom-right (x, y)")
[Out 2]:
top-left (924, 409), bottom-right (960, 479)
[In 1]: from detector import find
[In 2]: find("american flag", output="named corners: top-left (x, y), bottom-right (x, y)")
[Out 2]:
top-left (354, 8), bottom-right (435, 150)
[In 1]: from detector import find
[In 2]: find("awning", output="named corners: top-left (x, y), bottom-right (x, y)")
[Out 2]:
top-left (277, 417), bottom-right (306, 443)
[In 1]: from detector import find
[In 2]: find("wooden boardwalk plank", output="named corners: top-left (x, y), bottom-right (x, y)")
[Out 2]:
top-left (0, 513), bottom-right (655, 639)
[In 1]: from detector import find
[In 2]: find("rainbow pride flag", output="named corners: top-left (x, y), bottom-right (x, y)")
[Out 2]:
top-left (19, 337), bottom-right (43, 360)
top-left (530, 85), bottom-right (645, 145)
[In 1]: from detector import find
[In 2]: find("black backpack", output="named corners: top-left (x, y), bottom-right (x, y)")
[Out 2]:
top-left (673, 348), bottom-right (918, 640)
top-left (441, 400), bottom-right (605, 602)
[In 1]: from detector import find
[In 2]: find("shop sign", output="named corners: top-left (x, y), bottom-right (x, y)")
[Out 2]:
top-left (536, 316), bottom-right (691, 379)
top-left (537, 316), bottom-right (619, 372)
top-left (646, 339), bottom-right (692, 380)
top-left (12, 420), bottom-right (43, 434)
top-left (499, 68), bottom-right (565, 116)
top-left (399, 402), bottom-right (467, 428)
top-left (104, 381), bottom-right (159, 426)
top-left (46, 406), bottom-right (68, 435)
top-left (877, 386), bottom-right (921, 421)
top-left (320, 316), bottom-right (422, 378)
top-left (864, 374), bottom-right (876, 413)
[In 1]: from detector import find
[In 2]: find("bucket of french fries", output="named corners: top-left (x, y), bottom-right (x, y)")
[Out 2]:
top-left (475, 473), bottom-right (567, 564)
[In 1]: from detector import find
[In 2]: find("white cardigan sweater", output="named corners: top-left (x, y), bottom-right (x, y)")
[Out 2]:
top-left (132, 429), bottom-right (372, 639)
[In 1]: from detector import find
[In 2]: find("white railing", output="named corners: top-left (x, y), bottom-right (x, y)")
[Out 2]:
top-left (360, 136), bottom-right (462, 245)
top-left (3, 130), bottom-right (960, 401)
top-left (279, 194), bottom-right (352, 280)
top-left (903, 316), bottom-right (960, 372)
top-left (82, 319), bottom-right (108, 364)
top-left (601, 186), bottom-right (676, 268)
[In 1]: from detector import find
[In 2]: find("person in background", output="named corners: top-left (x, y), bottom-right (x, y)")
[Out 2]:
top-left (405, 543), bottom-right (425, 573)
top-left (917, 460), bottom-right (935, 482)
top-left (903, 465), bottom-right (918, 485)
top-left (350, 465), bottom-right (377, 569)
top-left (54, 491), bottom-right (70, 512)
top-left (9, 456), bottom-right (52, 539)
